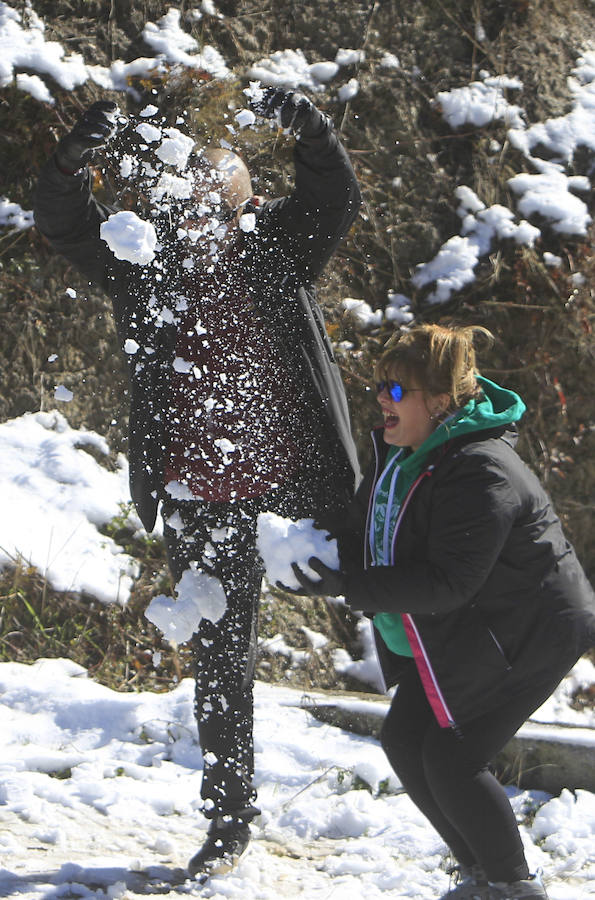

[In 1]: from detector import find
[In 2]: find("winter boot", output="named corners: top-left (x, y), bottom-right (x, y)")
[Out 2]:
top-left (439, 870), bottom-right (549, 900)
top-left (187, 814), bottom-right (251, 881)
top-left (440, 863), bottom-right (489, 898)
top-left (486, 872), bottom-right (549, 899)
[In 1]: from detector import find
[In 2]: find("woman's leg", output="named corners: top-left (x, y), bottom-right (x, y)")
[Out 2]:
top-left (420, 653), bottom-right (583, 883)
top-left (380, 660), bottom-right (478, 867)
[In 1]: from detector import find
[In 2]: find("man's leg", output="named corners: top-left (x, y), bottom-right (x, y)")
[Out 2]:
top-left (162, 499), bottom-right (262, 821)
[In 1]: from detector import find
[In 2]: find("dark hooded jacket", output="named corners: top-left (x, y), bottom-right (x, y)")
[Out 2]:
top-left (34, 119), bottom-right (361, 531)
top-left (338, 379), bottom-right (595, 727)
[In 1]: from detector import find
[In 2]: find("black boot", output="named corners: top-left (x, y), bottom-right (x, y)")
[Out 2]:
top-left (187, 814), bottom-right (252, 881)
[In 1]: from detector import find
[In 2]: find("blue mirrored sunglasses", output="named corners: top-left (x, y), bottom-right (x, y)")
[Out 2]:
top-left (375, 380), bottom-right (409, 402)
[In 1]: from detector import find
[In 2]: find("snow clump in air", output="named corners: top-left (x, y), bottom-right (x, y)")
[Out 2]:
top-left (145, 566), bottom-right (227, 644)
top-left (155, 127), bottom-right (195, 169)
top-left (100, 210), bottom-right (158, 265)
top-left (256, 512), bottom-right (341, 591)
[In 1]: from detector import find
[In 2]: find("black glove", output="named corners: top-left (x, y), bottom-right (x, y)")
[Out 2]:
top-left (284, 557), bottom-right (346, 598)
top-left (55, 100), bottom-right (119, 174)
top-left (249, 88), bottom-right (329, 138)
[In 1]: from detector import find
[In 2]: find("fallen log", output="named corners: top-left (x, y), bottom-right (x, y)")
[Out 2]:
top-left (299, 691), bottom-right (595, 795)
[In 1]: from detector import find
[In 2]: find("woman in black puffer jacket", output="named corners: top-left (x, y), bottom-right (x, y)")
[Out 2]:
top-left (292, 324), bottom-right (595, 900)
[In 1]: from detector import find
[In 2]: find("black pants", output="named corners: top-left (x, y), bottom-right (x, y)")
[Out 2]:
top-left (380, 655), bottom-right (578, 882)
top-left (162, 472), bottom-right (347, 820)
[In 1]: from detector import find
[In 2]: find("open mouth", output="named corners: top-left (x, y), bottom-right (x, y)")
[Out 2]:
top-left (384, 414), bottom-right (399, 429)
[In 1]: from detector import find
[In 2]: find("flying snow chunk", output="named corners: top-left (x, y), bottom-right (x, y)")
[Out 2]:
top-left (164, 480), bottom-right (195, 501)
top-left (256, 513), bottom-right (340, 591)
top-left (124, 339), bottom-right (140, 355)
top-left (235, 108), bottom-right (256, 128)
top-left (239, 212), bottom-right (256, 232)
top-left (100, 211), bottom-right (157, 265)
top-left (135, 122), bottom-right (162, 143)
top-left (54, 385), bottom-right (73, 402)
top-left (155, 128), bottom-right (195, 169)
top-left (140, 104), bottom-right (159, 117)
top-left (145, 567), bottom-right (227, 643)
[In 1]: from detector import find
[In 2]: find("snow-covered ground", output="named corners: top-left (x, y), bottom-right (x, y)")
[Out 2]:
top-left (1, 659), bottom-right (595, 900)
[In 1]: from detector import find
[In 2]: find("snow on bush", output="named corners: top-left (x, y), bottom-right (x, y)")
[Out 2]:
top-left (0, 411), bottom-right (138, 604)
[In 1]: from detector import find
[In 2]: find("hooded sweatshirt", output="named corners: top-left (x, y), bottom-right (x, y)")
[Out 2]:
top-left (372, 376), bottom-right (526, 656)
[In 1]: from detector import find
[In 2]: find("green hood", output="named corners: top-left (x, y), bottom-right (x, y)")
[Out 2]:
top-left (397, 375), bottom-right (526, 478)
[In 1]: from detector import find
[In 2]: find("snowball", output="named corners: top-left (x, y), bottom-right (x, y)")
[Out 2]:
top-left (140, 104), bottom-right (159, 117)
top-left (100, 211), bottom-right (157, 265)
top-left (256, 513), bottom-right (340, 591)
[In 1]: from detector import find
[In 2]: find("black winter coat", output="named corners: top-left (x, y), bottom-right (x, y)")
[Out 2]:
top-left (339, 427), bottom-right (595, 727)
top-left (34, 121), bottom-right (361, 532)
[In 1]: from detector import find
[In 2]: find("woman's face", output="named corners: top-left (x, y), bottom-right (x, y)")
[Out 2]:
top-left (376, 373), bottom-right (447, 451)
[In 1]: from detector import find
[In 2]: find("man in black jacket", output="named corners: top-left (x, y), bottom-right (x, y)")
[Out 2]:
top-left (34, 89), bottom-right (361, 880)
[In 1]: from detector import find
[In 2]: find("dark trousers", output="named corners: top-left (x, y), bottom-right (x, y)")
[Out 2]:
top-left (380, 655), bottom-right (578, 882)
top-left (162, 472), bottom-right (347, 820)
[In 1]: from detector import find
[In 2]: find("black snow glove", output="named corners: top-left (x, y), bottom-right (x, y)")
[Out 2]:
top-left (250, 88), bottom-right (330, 139)
top-left (282, 557), bottom-right (346, 598)
top-left (55, 100), bottom-right (120, 174)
